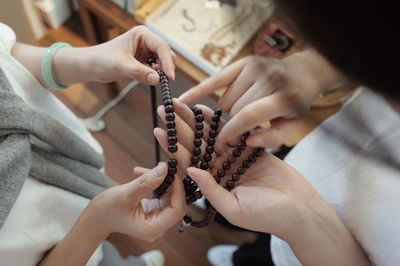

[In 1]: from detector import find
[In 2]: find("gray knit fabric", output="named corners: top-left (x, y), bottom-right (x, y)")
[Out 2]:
top-left (0, 67), bottom-right (114, 229)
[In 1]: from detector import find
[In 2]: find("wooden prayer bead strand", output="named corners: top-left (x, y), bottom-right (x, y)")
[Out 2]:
top-left (182, 110), bottom-right (224, 228)
top-left (184, 206), bottom-right (217, 229)
top-left (148, 58), bottom-right (178, 198)
top-left (186, 109), bottom-right (222, 204)
top-left (182, 107), bottom-right (205, 204)
top-left (200, 109), bottom-right (222, 171)
top-left (225, 147), bottom-right (265, 191)
top-left (213, 131), bottom-right (251, 183)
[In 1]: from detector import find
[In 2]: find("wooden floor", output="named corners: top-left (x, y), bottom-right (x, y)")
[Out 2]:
top-left (38, 15), bottom-right (256, 266)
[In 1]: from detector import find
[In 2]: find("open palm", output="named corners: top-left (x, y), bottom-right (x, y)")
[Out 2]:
top-left (154, 100), bottom-right (321, 241)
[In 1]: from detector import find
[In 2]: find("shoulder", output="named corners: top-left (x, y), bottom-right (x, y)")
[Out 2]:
top-left (0, 23), bottom-right (16, 53)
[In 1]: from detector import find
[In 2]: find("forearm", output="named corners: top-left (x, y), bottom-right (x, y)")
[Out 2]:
top-left (11, 43), bottom-right (91, 87)
top-left (38, 209), bottom-right (108, 266)
top-left (287, 197), bottom-right (370, 266)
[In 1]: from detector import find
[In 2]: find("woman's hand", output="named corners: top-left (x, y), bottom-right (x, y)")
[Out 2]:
top-left (154, 100), bottom-right (369, 266)
top-left (39, 163), bottom-right (186, 266)
top-left (55, 25), bottom-right (175, 85)
top-left (179, 49), bottom-right (346, 148)
top-left (154, 100), bottom-right (317, 239)
top-left (12, 26), bottom-right (175, 87)
top-left (84, 163), bottom-right (186, 241)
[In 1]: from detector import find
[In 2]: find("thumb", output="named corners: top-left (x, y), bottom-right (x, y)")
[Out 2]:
top-left (123, 58), bottom-right (160, 86)
top-left (127, 162), bottom-right (168, 200)
top-left (187, 167), bottom-right (240, 222)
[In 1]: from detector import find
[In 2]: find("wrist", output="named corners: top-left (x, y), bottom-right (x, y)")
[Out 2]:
top-left (52, 46), bottom-right (90, 85)
top-left (79, 202), bottom-right (110, 241)
top-left (285, 194), bottom-right (369, 266)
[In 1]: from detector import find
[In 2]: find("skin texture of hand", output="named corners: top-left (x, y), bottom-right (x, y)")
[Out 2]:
top-left (12, 26), bottom-right (175, 87)
top-left (86, 162), bottom-right (186, 241)
top-left (179, 49), bottom-right (346, 148)
top-left (154, 100), bottom-right (369, 266)
top-left (38, 163), bottom-right (186, 266)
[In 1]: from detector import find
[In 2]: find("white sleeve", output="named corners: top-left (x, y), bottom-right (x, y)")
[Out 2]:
top-left (0, 23), bottom-right (17, 53)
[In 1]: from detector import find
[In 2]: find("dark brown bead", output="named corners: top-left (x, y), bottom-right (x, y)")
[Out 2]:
top-left (248, 154), bottom-right (257, 163)
top-left (215, 109), bottom-right (222, 116)
top-left (164, 174), bottom-right (174, 184)
top-left (242, 160), bottom-right (251, 168)
top-left (168, 145), bottom-right (178, 153)
top-left (232, 173), bottom-right (240, 181)
top-left (189, 194), bottom-right (197, 203)
top-left (166, 112), bottom-right (175, 121)
top-left (167, 128), bottom-right (176, 136)
top-left (209, 129), bottom-right (217, 138)
top-left (196, 114), bottom-right (204, 122)
top-left (237, 166), bottom-right (246, 175)
top-left (243, 131), bottom-right (251, 137)
top-left (237, 140), bottom-right (246, 151)
top-left (206, 145), bottom-right (214, 154)
top-left (222, 162), bottom-right (231, 170)
top-left (207, 138), bottom-right (215, 146)
top-left (200, 162), bottom-right (209, 170)
top-left (165, 105), bottom-right (174, 113)
top-left (210, 122), bottom-right (219, 130)
top-left (203, 153), bottom-right (212, 162)
top-left (168, 136), bottom-right (177, 145)
top-left (254, 147), bottom-right (264, 157)
top-left (168, 167), bottom-right (177, 175)
top-left (191, 155), bottom-right (200, 164)
top-left (195, 123), bottom-right (204, 130)
top-left (194, 190), bottom-right (203, 199)
top-left (193, 146), bottom-right (201, 155)
top-left (226, 180), bottom-right (235, 190)
top-left (233, 149), bottom-right (241, 157)
top-left (168, 159), bottom-right (177, 167)
top-left (195, 130), bottom-right (203, 138)
top-left (228, 155), bottom-right (236, 163)
top-left (212, 115), bottom-right (220, 122)
top-left (217, 169), bottom-right (225, 178)
top-left (192, 107), bottom-right (202, 115)
top-left (166, 121), bottom-right (175, 129)
top-left (193, 138), bottom-right (202, 147)
top-left (163, 99), bottom-right (173, 105)
top-left (183, 215), bottom-right (192, 224)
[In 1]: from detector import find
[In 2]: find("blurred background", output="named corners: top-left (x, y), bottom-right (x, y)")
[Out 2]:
top-left (0, 1), bottom-right (353, 265)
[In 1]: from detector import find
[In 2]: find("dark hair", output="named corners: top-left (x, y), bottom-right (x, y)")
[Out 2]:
top-left (275, 0), bottom-right (399, 100)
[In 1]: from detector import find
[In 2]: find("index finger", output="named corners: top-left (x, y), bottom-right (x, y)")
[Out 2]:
top-left (218, 94), bottom-right (287, 144)
top-left (179, 58), bottom-right (247, 104)
top-left (141, 30), bottom-right (175, 80)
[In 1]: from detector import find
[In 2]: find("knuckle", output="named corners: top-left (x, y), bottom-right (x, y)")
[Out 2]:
top-left (157, 43), bottom-right (172, 54)
top-left (267, 66), bottom-right (288, 85)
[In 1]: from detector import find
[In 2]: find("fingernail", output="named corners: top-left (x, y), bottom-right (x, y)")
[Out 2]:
top-left (147, 73), bottom-right (158, 85)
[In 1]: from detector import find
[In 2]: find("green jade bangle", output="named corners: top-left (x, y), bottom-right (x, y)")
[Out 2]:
top-left (41, 42), bottom-right (71, 90)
